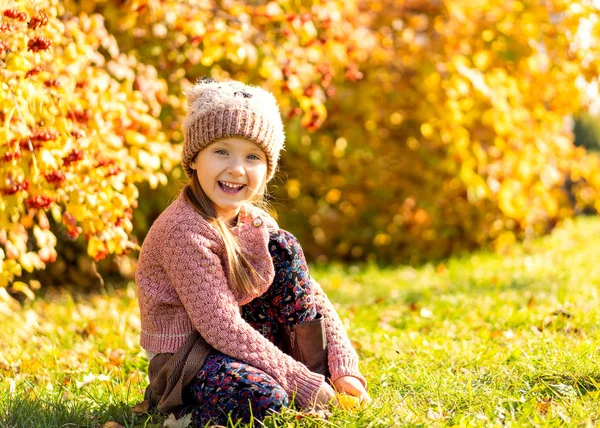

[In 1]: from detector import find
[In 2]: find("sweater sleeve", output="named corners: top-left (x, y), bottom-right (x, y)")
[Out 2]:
top-left (162, 223), bottom-right (324, 408)
top-left (312, 278), bottom-right (367, 386)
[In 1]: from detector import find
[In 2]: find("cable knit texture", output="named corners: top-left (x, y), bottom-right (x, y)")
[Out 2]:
top-left (136, 192), bottom-right (365, 408)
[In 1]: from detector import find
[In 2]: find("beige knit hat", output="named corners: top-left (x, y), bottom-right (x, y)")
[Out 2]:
top-left (182, 78), bottom-right (285, 181)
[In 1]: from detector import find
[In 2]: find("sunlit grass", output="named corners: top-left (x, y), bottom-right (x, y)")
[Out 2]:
top-left (2, 216), bottom-right (600, 426)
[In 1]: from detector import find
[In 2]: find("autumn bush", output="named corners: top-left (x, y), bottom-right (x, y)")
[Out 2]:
top-left (1, 0), bottom-right (600, 290)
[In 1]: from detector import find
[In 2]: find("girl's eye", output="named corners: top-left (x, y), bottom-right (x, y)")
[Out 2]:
top-left (215, 149), bottom-right (228, 155)
top-left (247, 154), bottom-right (261, 160)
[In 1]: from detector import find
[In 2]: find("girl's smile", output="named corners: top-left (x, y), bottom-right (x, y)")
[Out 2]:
top-left (190, 137), bottom-right (268, 223)
top-left (219, 181), bottom-right (246, 194)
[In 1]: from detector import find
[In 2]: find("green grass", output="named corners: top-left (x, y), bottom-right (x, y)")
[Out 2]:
top-left (2, 216), bottom-right (600, 427)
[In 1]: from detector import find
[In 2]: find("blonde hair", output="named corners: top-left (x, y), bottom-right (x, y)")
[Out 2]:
top-left (183, 173), bottom-right (268, 295)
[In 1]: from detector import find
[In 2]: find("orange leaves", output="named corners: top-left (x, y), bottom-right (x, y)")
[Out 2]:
top-left (0, 1), bottom-right (177, 286)
top-left (276, 0), bottom-right (600, 264)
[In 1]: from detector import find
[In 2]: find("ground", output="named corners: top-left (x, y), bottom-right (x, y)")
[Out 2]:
top-left (1, 216), bottom-right (600, 427)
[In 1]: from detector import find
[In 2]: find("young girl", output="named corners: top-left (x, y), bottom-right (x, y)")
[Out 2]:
top-left (136, 78), bottom-right (369, 426)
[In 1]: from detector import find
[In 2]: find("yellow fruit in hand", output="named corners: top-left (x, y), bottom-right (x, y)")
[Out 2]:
top-left (336, 393), bottom-right (364, 410)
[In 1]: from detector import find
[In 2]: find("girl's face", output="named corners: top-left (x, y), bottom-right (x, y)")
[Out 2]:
top-left (190, 137), bottom-right (268, 223)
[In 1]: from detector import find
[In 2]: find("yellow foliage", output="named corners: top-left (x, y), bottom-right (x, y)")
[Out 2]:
top-left (2, 0), bottom-right (600, 284)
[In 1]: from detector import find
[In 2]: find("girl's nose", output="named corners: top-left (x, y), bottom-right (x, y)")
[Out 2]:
top-left (227, 159), bottom-right (245, 176)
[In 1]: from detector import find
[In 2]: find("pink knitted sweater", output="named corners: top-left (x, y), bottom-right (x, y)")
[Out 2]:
top-left (136, 192), bottom-right (366, 408)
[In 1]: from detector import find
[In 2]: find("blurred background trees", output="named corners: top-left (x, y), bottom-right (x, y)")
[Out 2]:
top-left (1, 0), bottom-right (600, 292)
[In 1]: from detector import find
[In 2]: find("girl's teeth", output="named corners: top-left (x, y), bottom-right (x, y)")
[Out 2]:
top-left (221, 182), bottom-right (243, 188)
top-left (219, 181), bottom-right (245, 193)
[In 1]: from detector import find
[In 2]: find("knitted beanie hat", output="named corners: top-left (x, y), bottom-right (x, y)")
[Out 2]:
top-left (182, 78), bottom-right (285, 181)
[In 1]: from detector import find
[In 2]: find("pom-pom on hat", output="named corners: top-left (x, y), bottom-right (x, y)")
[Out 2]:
top-left (182, 78), bottom-right (285, 181)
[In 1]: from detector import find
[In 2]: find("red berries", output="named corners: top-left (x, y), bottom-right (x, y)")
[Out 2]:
top-left (0, 40), bottom-right (9, 55)
top-left (62, 149), bottom-right (84, 166)
top-left (20, 129), bottom-right (59, 150)
top-left (3, 8), bottom-right (27, 21)
top-left (26, 195), bottom-right (54, 209)
top-left (27, 36), bottom-right (52, 52)
top-left (345, 64), bottom-right (364, 82)
top-left (44, 170), bottom-right (66, 185)
top-left (25, 66), bottom-right (43, 78)
top-left (2, 179), bottom-right (29, 195)
top-left (3, 151), bottom-right (21, 162)
top-left (0, 22), bottom-right (15, 32)
top-left (28, 13), bottom-right (48, 29)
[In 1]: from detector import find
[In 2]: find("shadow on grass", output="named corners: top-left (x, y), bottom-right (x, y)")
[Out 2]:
top-left (530, 372), bottom-right (600, 398)
top-left (0, 393), bottom-right (157, 428)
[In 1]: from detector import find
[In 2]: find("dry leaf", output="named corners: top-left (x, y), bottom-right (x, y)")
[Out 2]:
top-left (378, 314), bottom-right (396, 332)
top-left (536, 398), bottom-right (552, 415)
top-left (103, 422), bottom-right (125, 428)
top-left (132, 400), bottom-right (150, 414)
top-left (0, 356), bottom-right (10, 371)
top-left (109, 348), bottom-right (125, 366)
top-left (163, 412), bottom-right (192, 428)
top-left (76, 372), bottom-right (111, 388)
top-left (551, 308), bottom-right (573, 318)
top-left (427, 407), bottom-right (445, 420)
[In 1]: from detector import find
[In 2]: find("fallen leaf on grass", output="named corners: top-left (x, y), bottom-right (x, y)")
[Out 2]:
top-left (76, 372), bottom-right (111, 388)
top-left (378, 314), bottom-right (396, 332)
top-left (0, 356), bottom-right (10, 372)
top-left (132, 400), bottom-right (151, 414)
top-left (126, 369), bottom-right (144, 386)
top-left (536, 398), bottom-right (552, 415)
top-left (427, 407), bottom-right (446, 420)
top-left (551, 308), bottom-right (573, 318)
top-left (108, 348), bottom-right (125, 366)
top-left (103, 422), bottom-right (125, 428)
top-left (164, 412), bottom-right (192, 428)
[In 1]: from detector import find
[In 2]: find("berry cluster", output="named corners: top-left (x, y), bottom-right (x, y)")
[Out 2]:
top-left (27, 36), bottom-right (51, 52)
top-left (0, 40), bottom-right (9, 55)
top-left (62, 149), bottom-right (84, 166)
top-left (44, 170), bottom-right (66, 185)
top-left (26, 195), bottom-right (55, 209)
top-left (67, 109), bottom-right (91, 123)
top-left (20, 129), bottom-right (59, 150)
top-left (25, 66), bottom-right (42, 78)
top-left (2, 179), bottom-right (29, 195)
top-left (3, 8), bottom-right (27, 21)
top-left (0, 22), bottom-right (15, 32)
top-left (3, 151), bottom-right (21, 162)
top-left (28, 13), bottom-right (48, 29)
top-left (70, 130), bottom-right (84, 139)
top-left (44, 78), bottom-right (60, 88)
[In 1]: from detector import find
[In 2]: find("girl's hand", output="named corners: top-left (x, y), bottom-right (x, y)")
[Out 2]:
top-left (333, 376), bottom-right (371, 405)
top-left (313, 381), bottom-right (337, 409)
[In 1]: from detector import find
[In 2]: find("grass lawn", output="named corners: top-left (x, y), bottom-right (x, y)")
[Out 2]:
top-left (2, 216), bottom-right (600, 427)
